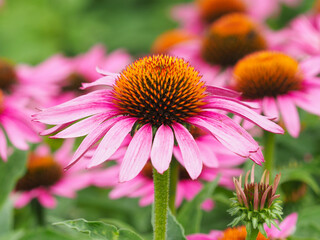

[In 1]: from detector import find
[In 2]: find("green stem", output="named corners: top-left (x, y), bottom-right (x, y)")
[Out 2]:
top-left (169, 158), bottom-right (179, 215)
top-left (153, 167), bottom-right (170, 240)
top-left (263, 131), bottom-right (276, 179)
top-left (31, 199), bottom-right (45, 226)
top-left (246, 227), bottom-right (259, 240)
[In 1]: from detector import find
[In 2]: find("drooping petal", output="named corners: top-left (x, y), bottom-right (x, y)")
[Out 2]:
top-left (172, 123), bottom-right (202, 180)
top-left (188, 117), bottom-right (255, 158)
top-left (37, 189), bottom-right (57, 208)
top-left (53, 113), bottom-right (115, 139)
top-left (262, 97), bottom-right (279, 120)
top-left (119, 124), bottom-right (153, 182)
top-left (66, 117), bottom-right (121, 169)
top-left (151, 125), bottom-right (174, 174)
top-left (88, 118), bottom-right (136, 168)
top-left (277, 95), bottom-right (300, 138)
top-left (205, 98), bottom-right (284, 134)
top-left (81, 76), bottom-right (117, 90)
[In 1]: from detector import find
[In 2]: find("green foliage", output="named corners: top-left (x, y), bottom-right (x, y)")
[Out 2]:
top-left (177, 176), bottom-right (220, 235)
top-left (167, 211), bottom-right (187, 240)
top-left (0, 199), bottom-right (13, 236)
top-left (0, 149), bottom-right (27, 208)
top-left (54, 218), bottom-right (144, 240)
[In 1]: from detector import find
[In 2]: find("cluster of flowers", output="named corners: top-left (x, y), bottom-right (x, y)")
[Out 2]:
top-left (2, 0), bottom-right (320, 238)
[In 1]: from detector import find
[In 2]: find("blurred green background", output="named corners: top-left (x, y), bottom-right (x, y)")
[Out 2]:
top-left (1, 0), bottom-right (320, 239)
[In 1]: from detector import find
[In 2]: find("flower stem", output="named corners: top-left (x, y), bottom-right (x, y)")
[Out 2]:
top-left (263, 131), bottom-right (276, 179)
top-left (169, 158), bottom-right (179, 215)
top-left (153, 167), bottom-right (170, 240)
top-left (31, 199), bottom-right (45, 226)
top-left (246, 227), bottom-right (259, 240)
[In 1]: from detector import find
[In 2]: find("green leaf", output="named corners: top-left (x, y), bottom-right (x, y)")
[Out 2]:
top-left (0, 199), bottom-right (13, 236)
top-left (280, 167), bottom-right (320, 194)
top-left (167, 210), bottom-right (186, 240)
top-left (0, 149), bottom-right (27, 208)
top-left (177, 176), bottom-right (220, 234)
top-left (54, 218), bottom-right (144, 240)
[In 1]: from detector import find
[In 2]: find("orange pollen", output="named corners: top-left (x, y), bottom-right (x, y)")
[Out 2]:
top-left (196, 0), bottom-right (247, 23)
top-left (151, 30), bottom-right (196, 54)
top-left (219, 226), bottom-right (269, 240)
top-left (16, 153), bottom-right (63, 191)
top-left (112, 55), bottom-right (207, 127)
top-left (0, 58), bottom-right (16, 91)
top-left (201, 13), bottom-right (267, 66)
top-left (233, 51), bottom-right (303, 99)
top-left (62, 72), bottom-right (88, 92)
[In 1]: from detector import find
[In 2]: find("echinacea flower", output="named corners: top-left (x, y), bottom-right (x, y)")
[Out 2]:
top-left (16, 45), bottom-right (131, 107)
top-left (171, 0), bottom-right (302, 34)
top-left (186, 213), bottom-right (298, 240)
top-left (14, 140), bottom-right (93, 208)
top-left (168, 13), bottom-right (268, 85)
top-left (92, 133), bottom-right (246, 209)
top-left (229, 165), bottom-right (282, 238)
top-left (280, 15), bottom-right (320, 59)
top-left (231, 51), bottom-right (320, 137)
top-left (34, 55), bottom-right (283, 182)
top-left (151, 29), bottom-right (197, 54)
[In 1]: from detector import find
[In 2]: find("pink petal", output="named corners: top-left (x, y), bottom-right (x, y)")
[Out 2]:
top-left (0, 128), bottom-right (8, 161)
top-left (37, 189), bottom-right (57, 208)
top-left (66, 117), bottom-right (121, 170)
top-left (151, 125), bottom-right (174, 174)
top-left (1, 117), bottom-right (29, 150)
top-left (172, 123), bottom-right (202, 180)
top-left (88, 118), bottom-right (136, 168)
top-left (119, 124), bottom-right (153, 182)
top-left (277, 213), bottom-right (298, 238)
top-left (40, 123), bottom-right (72, 136)
top-left (277, 95), bottom-right (300, 138)
top-left (53, 112), bottom-right (117, 139)
top-left (81, 76), bottom-right (117, 89)
top-left (205, 86), bottom-right (241, 98)
top-left (206, 98), bottom-right (284, 134)
top-left (14, 192), bottom-right (34, 208)
top-left (262, 97), bottom-right (279, 120)
top-left (188, 117), bottom-right (254, 158)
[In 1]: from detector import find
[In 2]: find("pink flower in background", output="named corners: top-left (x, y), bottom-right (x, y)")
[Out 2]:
top-left (34, 55), bottom-right (283, 182)
top-left (16, 45), bottom-right (131, 107)
top-left (280, 15), bottom-right (320, 59)
top-left (186, 213), bottom-right (298, 240)
top-left (0, 92), bottom-right (40, 161)
top-left (231, 51), bottom-right (320, 137)
top-left (92, 134), bottom-right (246, 208)
top-left (168, 13), bottom-right (272, 86)
top-left (171, 0), bottom-right (301, 34)
top-left (14, 140), bottom-right (93, 208)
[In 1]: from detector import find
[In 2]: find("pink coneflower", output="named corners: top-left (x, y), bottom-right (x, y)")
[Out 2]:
top-left (0, 91), bottom-right (40, 161)
top-left (16, 45), bottom-right (131, 106)
top-left (63, 44), bottom-right (131, 92)
top-left (33, 55), bottom-right (283, 182)
top-left (168, 13), bottom-right (269, 86)
top-left (186, 213), bottom-right (298, 240)
top-left (171, 0), bottom-right (302, 34)
top-left (231, 51), bottom-right (320, 137)
top-left (280, 14), bottom-right (320, 59)
top-left (92, 133), bottom-right (246, 209)
top-left (14, 140), bottom-right (93, 208)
